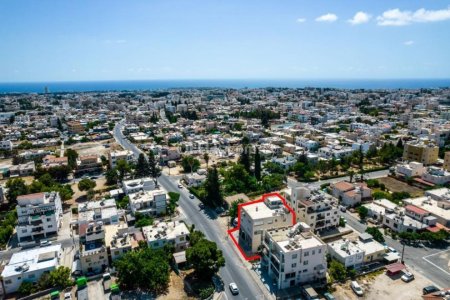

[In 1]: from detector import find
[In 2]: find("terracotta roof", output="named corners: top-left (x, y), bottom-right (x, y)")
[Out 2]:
top-left (426, 223), bottom-right (449, 233)
top-left (17, 192), bottom-right (45, 201)
top-left (405, 205), bottom-right (429, 216)
top-left (332, 181), bottom-right (354, 192)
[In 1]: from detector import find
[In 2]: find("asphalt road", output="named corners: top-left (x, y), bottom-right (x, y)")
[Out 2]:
top-left (340, 211), bottom-right (450, 289)
top-left (114, 121), bottom-right (271, 300)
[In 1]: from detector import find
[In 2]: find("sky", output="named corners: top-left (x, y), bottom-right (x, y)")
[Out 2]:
top-left (1, 0), bottom-right (450, 82)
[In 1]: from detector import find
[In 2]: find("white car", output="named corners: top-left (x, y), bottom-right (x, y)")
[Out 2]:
top-left (401, 271), bottom-right (415, 282)
top-left (229, 282), bottom-right (239, 295)
top-left (64, 293), bottom-right (72, 300)
top-left (189, 194), bottom-right (195, 199)
top-left (351, 281), bottom-right (364, 296)
top-left (387, 247), bottom-right (397, 253)
top-left (40, 240), bottom-right (52, 247)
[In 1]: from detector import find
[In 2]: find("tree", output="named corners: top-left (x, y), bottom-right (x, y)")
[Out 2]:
top-left (135, 153), bottom-right (150, 178)
top-left (365, 227), bottom-right (385, 243)
top-left (116, 159), bottom-right (131, 180)
top-left (114, 248), bottom-right (170, 293)
top-left (357, 206), bottom-right (369, 220)
top-left (167, 192), bottom-right (180, 215)
top-left (65, 148), bottom-right (79, 169)
top-left (203, 153), bottom-right (210, 169)
top-left (105, 168), bottom-right (119, 185)
top-left (148, 151), bottom-right (161, 182)
top-left (204, 167), bottom-right (223, 207)
top-left (328, 260), bottom-right (347, 282)
top-left (5, 178), bottom-right (28, 204)
top-left (181, 155), bottom-right (200, 174)
top-left (186, 236), bottom-right (225, 280)
top-left (229, 199), bottom-right (244, 220)
top-left (254, 147), bottom-right (261, 181)
top-left (37, 267), bottom-right (73, 291)
top-left (366, 144), bottom-right (378, 159)
top-left (348, 170), bottom-right (355, 183)
top-left (135, 212), bottom-right (154, 227)
top-left (78, 178), bottom-right (96, 191)
top-left (239, 146), bottom-right (251, 174)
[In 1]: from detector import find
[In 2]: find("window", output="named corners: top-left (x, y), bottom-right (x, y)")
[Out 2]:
top-left (180, 236), bottom-right (185, 241)
top-left (292, 263), bottom-right (297, 268)
top-left (292, 254), bottom-right (298, 259)
top-left (304, 251), bottom-right (309, 257)
top-left (22, 229), bottom-right (27, 233)
top-left (46, 218), bottom-right (51, 222)
top-left (318, 249), bottom-right (322, 254)
top-left (303, 260), bottom-right (309, 266)
top-left (312, 250), bottom-right (315, 255)
top-left (4, 280), bottom-right (12, 284)
top-left (48, 225), bottom-right (53, 228)
top-left (303, 269), bottom-right (308, 272)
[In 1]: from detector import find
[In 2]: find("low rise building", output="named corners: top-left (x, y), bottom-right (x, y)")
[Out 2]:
top-left (330, 181), bottom-right (371, 207)
top-left (75, 155), bottom-right (103, 176)
top-left (129, 188), bottom-right (167, 216)
top-left (403, 140), bottom-right (439, 165)
top-left (122, 177), bottom-right (155, 195)
top-left (79, 222), bottom-right (109, 274)
top-left (9, 161), bottom-right (36, 177)
top-left (142, 220), bottom-right (190, 252)
top-left (1, 244), bottom-right (62, 294)
top-left (109, 150), bottom-right (134, 169)
top-left (104, 224), bottom-right (142, 262)
top-left (78, 199), bottom-right (119, 225)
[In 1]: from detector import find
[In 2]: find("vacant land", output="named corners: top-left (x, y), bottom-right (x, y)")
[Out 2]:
top-left (69, 139), bottom-right (119, 157)
top-left (157, 271), bottom-right (196, 300)
top-left (334, 268), bottom-right (434, 300)
top-left (377, 177), bottom-right (424, 197)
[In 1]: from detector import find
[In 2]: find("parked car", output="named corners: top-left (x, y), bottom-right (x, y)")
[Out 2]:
top-left (178, 184), bottom-right (183, 188)
top-left (64, 293), bottom-right (72, 300)
top-left (401, 271), bottom-right (415, 282)
top-left (339, 205), bottom-right (346, 212)
top-left (423, 285), bottom-right (440, 295)
top-left (189, 194), bottom-right (195, 199)
top-left (40, 240), bottom-right (52, 247)
top-left (351, 281), bottom-right (364, 296)
top-left (323, 292), bottom-right (336, 300)
top-left (229, 283), bottom-right (239, 295)
top-left (387, 247), bottom-right (397, 253)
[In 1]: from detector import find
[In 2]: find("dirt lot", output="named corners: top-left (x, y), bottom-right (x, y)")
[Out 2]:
top-left (68, 139), bottom-right (120, 157)
top-left (333, 268), bottom-right (435, 300)
top-left (68, 177), bottom-right (108, 205)
top-left (377, 177), bottom-right (424, 197)
top-left (157, 271), bottom-right (196, 300)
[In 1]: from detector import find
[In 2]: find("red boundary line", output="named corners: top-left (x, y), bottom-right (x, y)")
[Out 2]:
top-left (227, 192), bottom-right (296, 261)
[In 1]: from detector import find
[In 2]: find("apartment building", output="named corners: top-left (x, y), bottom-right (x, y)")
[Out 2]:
top-left (75, 155), bottom-right (103, 176)
top-left (77, 199), bottom-right (119, 225)
top-left (122, 177), bottom-right (156, 194)
top-left (66, 120), bottom-right (85, 134)
top-left (0, 140), bottom-right (13, 151)
top-left (239, 195), bottom-right (293, 254)
top-left (104, 224), bottom-right (142, 262)
top-left (16, 192), bottom-right (62, 244)
top-left (288, 187), bottom-right (340, 233)
top-left (109, 150), bottom-right (134, 169)
top-left (1, 244), bottom-right (62, 294)
top-left (142, 220), bottom-right (190, 252)
top-left (260, 223), bottom-right (327, 289)
top-left (79, 222), bottom-right (109, 274)
top-left (9, 161), bottom-right (36, 177)
top-left (42, 155), bottom-right (68, 169)
top-left (403, 140), bottom-right (439, 165)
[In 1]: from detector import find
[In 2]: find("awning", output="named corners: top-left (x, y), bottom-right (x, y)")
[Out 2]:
top-left (384, 252), bottom-right (400, 263)
top-left (385, 262), bottom-right (405, 274)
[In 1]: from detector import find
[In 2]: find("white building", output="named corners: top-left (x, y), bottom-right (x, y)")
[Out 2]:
top-left (79, 222), bottom-right (108, 274)
top-left (108, 150), bottom-right (135, 169)
top-left (122, 177), bottom-right (156, 195)
top-left (16, 192), bottom-right (62, 244)
top-left (0, 140), bottom-right (13, 151)
top-left (422, 166), bottom-right (450, 185)
top-left (1, 244), bottom-right (62, 294)
top-left (78, 199), bottom-right (119, 225)
top-left (287, 187), bottom-right (340, 233)
top-left (142, 220), bottom-right (190, 252)
top-left (395, 161), bottom-right (425, 178)
top-left (260, 223), bottom-right (327, 289)
top-left (239, 195), bottom-right (293, 254)
top-left (327, 239), bottom-right (364, 268)
top-left (129, 188), bottom-right (167, 216)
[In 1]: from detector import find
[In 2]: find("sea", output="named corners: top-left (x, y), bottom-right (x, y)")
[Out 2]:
top-left (0, 79), bottom-right (449, 93)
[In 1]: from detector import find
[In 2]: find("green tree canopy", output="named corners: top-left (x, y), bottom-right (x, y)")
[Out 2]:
top-left (181, 155), bottom-right (200, 173)
top-left (186, 235), bottom-right (225, 280)
top-left (135, 153), bottom-right (150, 178)
top-left (78, 178), bottom-right (96, 191)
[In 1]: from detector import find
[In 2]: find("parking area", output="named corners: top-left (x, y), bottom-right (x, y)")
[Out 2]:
top-left (423, 249), bottom-right (450, 277)
top-left (334, 268), bottom-right (435, 300)
top-left (87, 279), bottom-right (109, 299)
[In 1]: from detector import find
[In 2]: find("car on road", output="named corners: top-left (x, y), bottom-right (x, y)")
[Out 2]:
top-left (387, 247), bottom-right (397, 253)
top-left (323, 292), bottom-right (336, 300)
top-left (189, 194), bottom-right (195, 199)
top-left (423, 285), bottom-right (439, 295)
top-left (351, 281), bottom-right (364, 296)
top-left (339, 205), bottom-right (346, 212)
top-left (401, 271), bottom-right (414, 282)
top-left (64, 292), bottom-right (72, 300)
top-left (40, 240), bottom-right (52, 247)
top-left (229, 283), bottom-right (239, 295)
top-left (178, 184), bottom-right (183, 188)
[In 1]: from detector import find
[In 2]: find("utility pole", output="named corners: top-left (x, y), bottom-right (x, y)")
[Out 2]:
top-left (401, 240), bottom-right (406, 264)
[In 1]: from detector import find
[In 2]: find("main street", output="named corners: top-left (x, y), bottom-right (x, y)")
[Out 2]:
top-left (340, 211), bottom-right (450, 289)
top-left (113, 121), bottom-right (272, 300)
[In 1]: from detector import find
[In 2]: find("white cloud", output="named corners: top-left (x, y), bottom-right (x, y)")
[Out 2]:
top-left (296, 18), bottom-right (306, 23)
top-left (315, 13), bottom-right (338, 22)
top-left (377, 7), bottom-right (450, 26)
top-left (348, 11), bottom-right (372, 25)
top-left (404, 40), bottom-right (414, 46)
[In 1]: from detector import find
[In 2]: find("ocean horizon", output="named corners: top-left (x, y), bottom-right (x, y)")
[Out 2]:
top-left (1, 79), bottom-right (450, 93)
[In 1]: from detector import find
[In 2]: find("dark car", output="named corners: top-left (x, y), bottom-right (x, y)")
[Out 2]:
top-left (423, 285), bottom-right (439, 295)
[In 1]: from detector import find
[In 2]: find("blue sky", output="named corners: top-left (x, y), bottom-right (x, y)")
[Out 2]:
top-left (1, 0), bottom-right (450, 82)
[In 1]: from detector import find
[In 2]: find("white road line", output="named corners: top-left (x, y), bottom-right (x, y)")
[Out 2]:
top-left (422, 256), bottom-right (450, 277)
top-left (423, 248), bottom-right (450, 259)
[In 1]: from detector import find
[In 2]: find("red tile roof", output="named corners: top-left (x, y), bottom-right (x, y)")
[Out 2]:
top-left (405, 205), bottom-right (429, 216)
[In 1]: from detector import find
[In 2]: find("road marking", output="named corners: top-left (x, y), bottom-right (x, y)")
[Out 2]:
top-left (423, 248), bottom-right (450, 259)
top-left (423, 254), bottom-right (450, 277)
